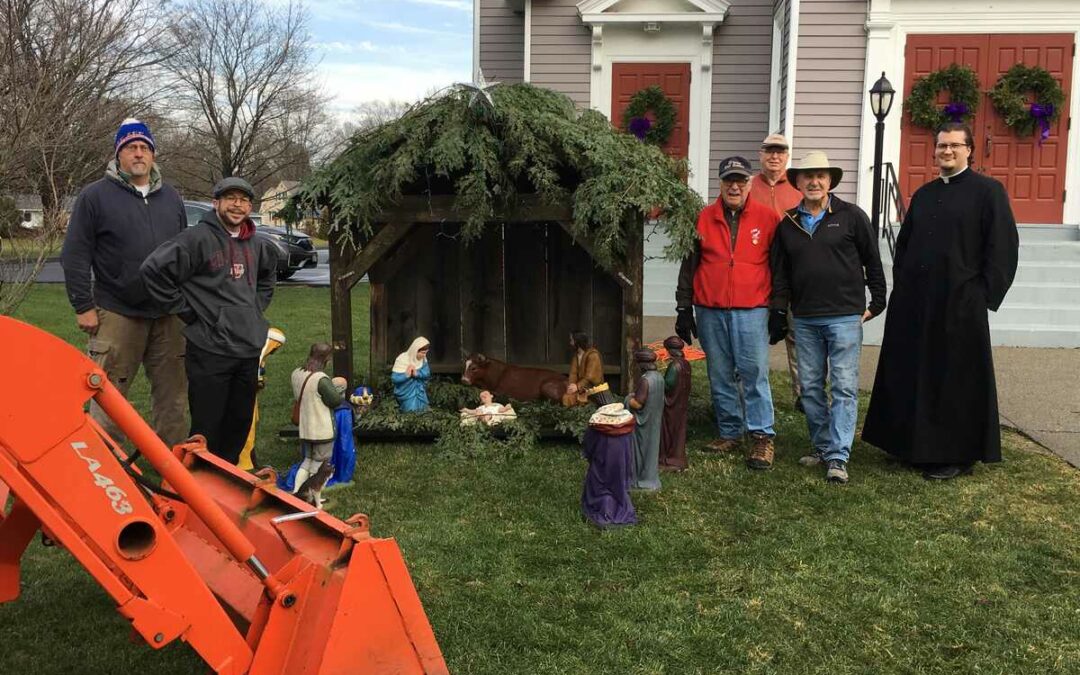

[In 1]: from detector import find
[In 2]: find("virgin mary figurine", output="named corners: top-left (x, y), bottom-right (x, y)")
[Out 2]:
top-left (391, 337), bottom-right (432, 412)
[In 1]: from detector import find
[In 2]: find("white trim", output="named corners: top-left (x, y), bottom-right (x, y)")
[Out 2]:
top-left (783, 0), bottom-right (800, 148)
top-left (768, 5), bottom-right (783, 135)
top-left (577, 0), bottom-right (730, 26)
top-left (858, 0), bottom-right (1080, 226)
top-left (472, 0), bottom-right (481, 82)
top-left (524, 0), bottom-right (532, 82)
top-left (587, 24), bottom-right (715, 200)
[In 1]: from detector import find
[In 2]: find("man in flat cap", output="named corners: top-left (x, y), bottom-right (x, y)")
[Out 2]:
top-left (61, 118), bottom-right (188, 447)
top-left (141, 177), bottom-right (279, 464)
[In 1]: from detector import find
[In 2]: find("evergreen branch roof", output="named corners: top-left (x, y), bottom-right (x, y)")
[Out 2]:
top-left (300, 83), bottom-right (703, 268)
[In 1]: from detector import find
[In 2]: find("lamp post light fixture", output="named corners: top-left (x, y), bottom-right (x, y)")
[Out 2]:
top-left (869, 72), bottom-right (895, 238)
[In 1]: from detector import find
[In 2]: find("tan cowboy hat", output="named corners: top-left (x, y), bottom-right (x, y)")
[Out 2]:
top-left (786, 150), bottom-right (843, 190)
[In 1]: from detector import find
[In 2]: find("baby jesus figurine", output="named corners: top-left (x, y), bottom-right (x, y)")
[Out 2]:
top-left (459, 390), bottom-right (517, 427)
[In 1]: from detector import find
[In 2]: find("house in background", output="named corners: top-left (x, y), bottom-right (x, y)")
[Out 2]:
top-left (474, 0), bottom-right (1080, 347)
top-left (259, 180), bottom-right (302, 228)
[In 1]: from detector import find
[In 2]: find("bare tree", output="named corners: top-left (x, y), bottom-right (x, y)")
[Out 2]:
top-left (0, 0), bottom-right (168, 314)
top-left (158, 0), bottom-right (331, 197)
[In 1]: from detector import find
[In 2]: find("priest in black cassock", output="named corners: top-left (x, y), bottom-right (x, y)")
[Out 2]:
top-left (862, 122), bottom-right (1019, 480)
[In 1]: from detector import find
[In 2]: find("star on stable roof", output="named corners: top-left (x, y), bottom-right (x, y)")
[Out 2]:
top-left (456, 70), bottom-right (498, 111)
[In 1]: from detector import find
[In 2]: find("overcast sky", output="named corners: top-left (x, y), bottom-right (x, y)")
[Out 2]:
top-left (306, 0), bottom-right (473, 118)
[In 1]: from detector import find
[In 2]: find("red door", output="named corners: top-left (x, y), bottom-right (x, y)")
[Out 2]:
top-left (611, 63), bottom-right (691, 159)
top-left (900, 34), bottom-right (1073, 223)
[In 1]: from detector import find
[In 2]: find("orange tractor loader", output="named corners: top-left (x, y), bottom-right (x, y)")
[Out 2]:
top-left (0, 316), bottom-right (449, 674)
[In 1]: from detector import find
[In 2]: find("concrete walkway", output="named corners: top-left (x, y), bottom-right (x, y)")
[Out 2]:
top-left (644, 317), bottom-right (1080, 468)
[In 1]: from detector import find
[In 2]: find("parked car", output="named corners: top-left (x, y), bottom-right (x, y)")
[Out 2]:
top-left (183, 201), bottom-right (317, 280)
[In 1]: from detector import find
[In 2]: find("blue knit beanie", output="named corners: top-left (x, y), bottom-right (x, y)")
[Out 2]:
top-left (114, 118), bottom-right (156, 157)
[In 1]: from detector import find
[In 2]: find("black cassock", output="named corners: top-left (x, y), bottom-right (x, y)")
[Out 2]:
top-left (863, 169), bottom-right (1018, 465)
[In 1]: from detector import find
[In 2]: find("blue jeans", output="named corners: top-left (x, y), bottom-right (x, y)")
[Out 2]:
top-left (695, 306), bottom-right (775, 438)
top-left (792, 317), bottom-right (863, 463)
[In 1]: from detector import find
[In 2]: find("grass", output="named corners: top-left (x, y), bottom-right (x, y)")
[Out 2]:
top-left (0, 235), bottom-right (61, 260)
top-left (2, 285), bottom-right (1079, 674)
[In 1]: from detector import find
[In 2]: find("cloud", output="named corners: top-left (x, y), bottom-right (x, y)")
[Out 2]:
top-left (314, 40), bottom-right (380, 54)
top-left (360, 19), bottom-right (467, 37)
top-left (316, 62), bottom-right (470, 116)
top-left (403, 0), bottom-right (472, 12)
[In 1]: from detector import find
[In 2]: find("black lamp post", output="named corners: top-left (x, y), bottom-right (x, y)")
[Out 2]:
top-left (869, 72), bottom-right (895, 237)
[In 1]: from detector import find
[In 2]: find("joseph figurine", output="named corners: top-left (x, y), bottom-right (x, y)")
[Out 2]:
top-left (562, 331), bottom-right (606, 407)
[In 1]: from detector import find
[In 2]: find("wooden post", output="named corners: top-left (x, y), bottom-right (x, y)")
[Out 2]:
top-left (620, 216), bottom-right (644, 396)
top-left (329, 227), bottom-right (357, 382)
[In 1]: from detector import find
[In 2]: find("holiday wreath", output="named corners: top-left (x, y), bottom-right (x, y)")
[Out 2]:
top-left (621, 85), bottom-right (677, 146)
top-left (989, 63), bottom-right (1065, 142)
top-left (904, 64), bottom-right (981, 130)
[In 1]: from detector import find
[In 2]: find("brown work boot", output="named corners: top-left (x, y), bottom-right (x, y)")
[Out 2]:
top-left (703, 437), bottom-right (740, 453)
top-left (746, 434), bottom-right (775, 470)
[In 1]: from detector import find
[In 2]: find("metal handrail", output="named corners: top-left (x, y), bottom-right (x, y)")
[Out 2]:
top-left (880, 162), bottom-right (906, 261)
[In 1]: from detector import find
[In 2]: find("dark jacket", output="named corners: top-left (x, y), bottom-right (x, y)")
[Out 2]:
top-left (675, 197), bottom-right (780, 310)
top-left (61, 163), bottom-right (185, 317)
top-left (140, 209), bottom-right (277, 358)
top-left (769, 194), bottom-right (887, 318)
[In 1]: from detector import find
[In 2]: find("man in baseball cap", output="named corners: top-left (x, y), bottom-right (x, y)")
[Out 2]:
top-left (675, 155), bottom-right (781, 470)
top-left (748, 133), bottom-right (805, 412)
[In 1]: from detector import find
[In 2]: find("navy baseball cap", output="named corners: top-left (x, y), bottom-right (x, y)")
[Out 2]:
top-left (718, 156), bottom-right (753, 180)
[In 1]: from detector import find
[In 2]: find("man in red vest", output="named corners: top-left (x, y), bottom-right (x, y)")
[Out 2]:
top-left (675, 156), bottom-right (781, 470)
top-left (748, 133), bottom-right (804, 411)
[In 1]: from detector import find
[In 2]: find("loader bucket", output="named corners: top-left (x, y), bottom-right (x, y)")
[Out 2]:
top-left (0, 316), bottom-right (449, 674)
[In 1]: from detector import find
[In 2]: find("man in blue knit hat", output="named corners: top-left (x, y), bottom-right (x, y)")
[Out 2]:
top-left (61, 118), bottom-right (189, 447)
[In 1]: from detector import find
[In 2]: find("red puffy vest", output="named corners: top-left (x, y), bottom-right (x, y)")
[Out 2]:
top-left (692, 197), bottom-right (780, 309)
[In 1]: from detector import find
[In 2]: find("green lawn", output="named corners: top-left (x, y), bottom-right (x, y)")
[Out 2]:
top-left (2, 285), bottom-right (1079, 674)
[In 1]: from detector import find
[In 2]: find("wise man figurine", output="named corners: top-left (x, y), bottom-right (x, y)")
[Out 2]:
top-left (626, 348), bottom-right (664, 491)
top-left (659, 336), bottom-right (691, 472)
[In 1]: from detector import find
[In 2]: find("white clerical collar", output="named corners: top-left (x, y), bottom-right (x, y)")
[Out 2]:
top-left (939, 166), bottom-right (969, 184)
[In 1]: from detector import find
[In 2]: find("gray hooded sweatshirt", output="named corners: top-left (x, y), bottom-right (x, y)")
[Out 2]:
top-left (140, 208), bottom-right (277, 359)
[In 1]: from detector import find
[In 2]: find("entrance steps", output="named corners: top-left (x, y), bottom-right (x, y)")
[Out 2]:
top-left (865, 225), bottom-right (1080, 348)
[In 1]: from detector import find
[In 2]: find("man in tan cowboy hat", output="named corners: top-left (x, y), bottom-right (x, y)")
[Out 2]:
top-left (748, 132), bottom-right (805, 412)
top-left (768, 151), bottom-right (886, 484)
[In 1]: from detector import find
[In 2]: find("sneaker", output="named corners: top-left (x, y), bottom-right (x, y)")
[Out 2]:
top-left (798, 451), bottom-right (824, 467)
top-left (825, 459), bottom-right (849, 484)
top-left (746, 434), bottom-right (775, 470)
top-left (703, 437), bottom-right (740, 453)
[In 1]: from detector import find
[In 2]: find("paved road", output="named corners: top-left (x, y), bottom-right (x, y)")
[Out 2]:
top-left (8, 248), bottom-right (334, 287)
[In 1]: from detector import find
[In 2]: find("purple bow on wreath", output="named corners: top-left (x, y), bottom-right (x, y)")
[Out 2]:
top-left (943, 101), bottom-right (968, 123)
top-left (628, 116), bottom-right (652, 140)
top-left (1030, 103), bottom-right (1055, 145)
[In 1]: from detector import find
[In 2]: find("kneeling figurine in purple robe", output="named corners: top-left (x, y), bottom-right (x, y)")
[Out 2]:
top-left (581, 403), bottom-right (637, 528)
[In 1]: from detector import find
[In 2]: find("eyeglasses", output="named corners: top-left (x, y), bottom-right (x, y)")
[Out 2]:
top-left (220, 195), bottom-right (252, 205)
top-left (761, 147), bottom-right (788, 155)
top-left (721, 176), bottom-right (749, 185)
top-left (935, 142), bottom-right (970, 152)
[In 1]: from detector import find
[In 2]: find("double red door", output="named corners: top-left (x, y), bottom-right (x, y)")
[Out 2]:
top-left (611, 62), bottom-right (691, 159)
top-left (900, 34), bottom-right (1073, 223)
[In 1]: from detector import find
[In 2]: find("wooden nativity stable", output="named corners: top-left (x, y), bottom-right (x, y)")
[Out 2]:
top-left (328, 195), bottom-right (643, 395)
top-left (305, 83), bottom-right (703, 397)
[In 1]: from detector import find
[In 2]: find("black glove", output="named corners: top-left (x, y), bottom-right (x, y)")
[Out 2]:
top-left (768, 309), bottom-right (789, 345)
top-left (675, 307), bottom-right (697, 346)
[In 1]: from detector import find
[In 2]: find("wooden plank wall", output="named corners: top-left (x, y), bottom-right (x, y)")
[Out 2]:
top-left (373, 223), bottom-right (624, 388)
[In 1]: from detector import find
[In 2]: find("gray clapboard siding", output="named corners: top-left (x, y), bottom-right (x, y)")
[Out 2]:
top-left (792, 0), bottom-right (868, 201)
top-left (708, 0), bottom-right (774, 198)
top-left (478, 0), bottom-right (525, 84)
top-left (529, 0), bottom-right (592, 106)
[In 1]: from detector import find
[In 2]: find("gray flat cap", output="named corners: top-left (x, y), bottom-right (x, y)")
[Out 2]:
top-left (212, 176), bottom-right (255, 200)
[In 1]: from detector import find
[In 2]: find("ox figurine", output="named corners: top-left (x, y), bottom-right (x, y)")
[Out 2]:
top-left (461, 354), bottom-right (568, 403)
